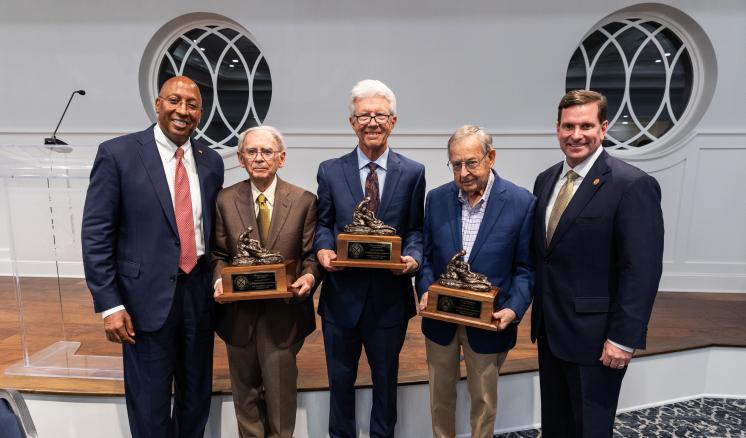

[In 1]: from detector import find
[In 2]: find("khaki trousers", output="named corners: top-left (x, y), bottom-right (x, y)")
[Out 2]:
top-left (425, 325), bottom-right (508, 438)
top-left (226, 312), bottom-right (303, 438)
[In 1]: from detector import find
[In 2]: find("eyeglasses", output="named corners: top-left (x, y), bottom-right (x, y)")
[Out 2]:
top-left (158, 95), bottom-right (201, 112)
top-left (353, 114), bottom-right (391, 124)
top-left (447, 151), bottom-right (490, 172)
top-left (242, 147), bottom-right (279, 160)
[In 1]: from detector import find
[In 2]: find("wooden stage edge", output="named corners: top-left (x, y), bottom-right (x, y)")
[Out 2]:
top-left (0, 276), bottom-right (744, 397)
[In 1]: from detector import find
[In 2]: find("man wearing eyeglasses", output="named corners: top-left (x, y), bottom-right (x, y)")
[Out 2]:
top-left (314, 79), bottom-right (425, 438)
top-left (415, 125), bottom-right (535, 438)
top-left (211, 125), bottom-right (320, 438)
top-left (82, 76), bottom-right (224, 437)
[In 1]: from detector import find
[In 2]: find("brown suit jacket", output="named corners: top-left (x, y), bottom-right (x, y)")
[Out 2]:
top-left (211, 177), bottom-right (320, 348)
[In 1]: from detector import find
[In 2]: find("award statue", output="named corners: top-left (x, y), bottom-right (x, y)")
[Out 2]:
top-left (217, 226), bottom-right (294, 302)
top-left (331, 197), bottom-right (406, 270)
top-left (419, 250), bottom-right (500, 331)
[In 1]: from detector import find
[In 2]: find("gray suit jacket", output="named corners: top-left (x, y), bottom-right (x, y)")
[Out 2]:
top-left (211, 177), bottom-right (321, 348)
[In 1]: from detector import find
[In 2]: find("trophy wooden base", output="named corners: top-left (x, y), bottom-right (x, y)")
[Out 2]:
top-left (419, 284), bottom-right (500, 331)
top-left (217, 260), bottom-right (294, 302)
top-left (331, 234), bottom-right (406, 270)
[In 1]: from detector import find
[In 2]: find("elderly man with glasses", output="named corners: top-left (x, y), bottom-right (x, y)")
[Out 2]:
top-left (314, 79), bottom-right (425, 438)
top-left (211, 125), bottom-right (321, 438)
top-left (415, 125), bottom-right (535, 438)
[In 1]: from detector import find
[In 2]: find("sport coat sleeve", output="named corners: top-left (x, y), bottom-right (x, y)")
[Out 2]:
top-left (500, 196), bottom-right (536, 320)
top-left (211, 197), bottom-right (230, 283)
top-left (299, 191), bottom-right (322, 286)
top-left (82, 143), bottom-right (123, 313)
top-left (313, 163), bottom-right (336, 252)
top-left (400, 164), bottom-right (426, 266)
top-left (607, 174), bottom-right (663, 349)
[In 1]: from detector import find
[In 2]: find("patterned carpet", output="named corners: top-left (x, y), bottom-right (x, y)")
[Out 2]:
top-left (495, 397), bottom-right (746, 437)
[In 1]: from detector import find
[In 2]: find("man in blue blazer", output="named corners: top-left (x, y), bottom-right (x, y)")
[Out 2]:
top-left (531, 90), bottom-right (664, 437)
top-left (416, 125), bottom-right (535, 438)
top-left (82, 76), bottom-right (224, 438)
top-left (314, 79), bottom-right (425, 438)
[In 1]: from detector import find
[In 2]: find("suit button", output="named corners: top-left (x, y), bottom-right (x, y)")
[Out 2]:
top-left (170, 276), bottom-right (176, 282)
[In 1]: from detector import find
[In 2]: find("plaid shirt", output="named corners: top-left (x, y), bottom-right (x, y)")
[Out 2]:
top-left (458, 172), bottom-right (495, 261)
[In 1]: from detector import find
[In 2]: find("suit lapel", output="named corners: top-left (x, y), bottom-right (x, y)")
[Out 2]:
top-left (377, 150), bottom-right (402, 220)
top-left (547, 152), bottom-right (610, 252)
top-left (342, 149), bottom-right (364, 203)
top-left (137, 127), bottom-right (178, 236)
top-left (234, 180), bottom-right (260, 239)
top-left (468, 172), bottom-right (507, 263)
top-left (266, 178), bottom-right (293, 249)
top-left (536, 163), bottom-right (563, 250)
top-left (193, 139), bottom-right (213, 244)
top-left (447, 183), bottom-right (463, 252)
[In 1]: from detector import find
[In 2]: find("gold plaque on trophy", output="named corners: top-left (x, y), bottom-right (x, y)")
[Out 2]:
top-left (330, 197), bottom-right (406, 270)
top-left (419, 250), bottom-right (499, 331)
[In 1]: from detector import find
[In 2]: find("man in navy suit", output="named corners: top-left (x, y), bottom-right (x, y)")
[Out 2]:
top-left (416, 125), bottom-right (535, 438)
top-left (314, 79), bottom-right (425, 438)
top-left (531, 90), bottom-right (664, 437)
top-left (82, 76), bottom-right (224, 438)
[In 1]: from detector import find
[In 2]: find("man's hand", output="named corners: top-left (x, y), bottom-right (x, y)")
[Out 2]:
top-left (290, 273), bottom-right (315, 297)
top-left (418, 291), bottom-right (429, 312)
top-left (317, 249), bottom-right (342, 272)
top-left (600, 340), bottom-right (633, 369)
top-left (394, 255), bottom-right (419, 275)
top-left (213, 279), bottom-right (224, 301)
top-left (491, 308), bottom-right (517, 331)
top-left (104, 309), bottom-right (135, 344)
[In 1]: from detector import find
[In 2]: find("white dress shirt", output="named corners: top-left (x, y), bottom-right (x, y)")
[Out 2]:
top-left (544, 145), bottom-right (632, 353)
top-left (251, 175), bottom-right (278, 219)
top-left (357, 146), bottom-right (389, 195)
top-left (102, 125), bottom-right (205, 318)
top-left (458, 172), bottom-right (495, 261)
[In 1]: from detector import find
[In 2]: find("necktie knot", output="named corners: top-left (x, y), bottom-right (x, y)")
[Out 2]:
top-left (175, 147), bottom-right (184, 160)
top-left (367, 162), bottom-right (378, 172)
top-left (257, 193), bottom-right (267, 205)
top-left (566, 169), bottom-right (578, 182)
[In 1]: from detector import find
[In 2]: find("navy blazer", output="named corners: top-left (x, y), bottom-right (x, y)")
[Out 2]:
top-left (531, 150), bottom-right (664, 365)
top-left (313, 148), bottom-right (425, 329)
top-left (416, 171), bottom-right (535, 354)
top-left (82, 126), bottom-right (224, 332)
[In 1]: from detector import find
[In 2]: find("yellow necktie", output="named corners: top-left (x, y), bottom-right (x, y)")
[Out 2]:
top-left (257, 193), bottom-right (271, 245)
top-left (546, 170), bottom-right (579, 245)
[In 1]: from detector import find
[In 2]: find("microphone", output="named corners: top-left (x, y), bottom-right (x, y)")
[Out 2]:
top-left (45, 89), bottom-right (86, 145)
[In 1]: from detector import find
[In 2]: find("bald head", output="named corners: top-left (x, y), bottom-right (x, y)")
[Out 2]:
top-left (155, 76), bottom-right (203, 145)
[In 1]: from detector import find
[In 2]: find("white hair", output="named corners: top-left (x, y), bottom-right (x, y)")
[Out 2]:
top-left (238, 125), bottom-right (286, 152)
top-left (348, 79), bottom-right (397, 116)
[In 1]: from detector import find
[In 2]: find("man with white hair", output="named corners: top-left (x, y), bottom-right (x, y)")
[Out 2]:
top-left (212, 125), bottom-right (320, 438)
top-left (314, 79), bottom-right (426, 437)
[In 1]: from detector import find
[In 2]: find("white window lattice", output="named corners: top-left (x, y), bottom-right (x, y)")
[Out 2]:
top-left (566, 18), bottom-right (694, 150)
top-left (153, 21), bottom-right (272, 150)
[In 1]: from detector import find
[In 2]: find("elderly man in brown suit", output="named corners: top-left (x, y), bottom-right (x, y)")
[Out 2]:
top-left (212, 125), bottom-right (320, 438)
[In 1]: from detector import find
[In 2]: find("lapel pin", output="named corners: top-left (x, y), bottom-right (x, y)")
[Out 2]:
top-left (593, 178), bottom-right (600, 186)
top-left (198, 149), bottom-right (203, 155)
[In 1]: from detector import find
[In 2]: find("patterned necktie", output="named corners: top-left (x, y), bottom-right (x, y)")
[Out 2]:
top-left (174, 147), bottom-right (197, 273)
top-left (365, 162), bottom-right (380, 215)
top-left (257, 193), bottom-right (271, 245)
top-left (546, 170), bottom-right (579, 245)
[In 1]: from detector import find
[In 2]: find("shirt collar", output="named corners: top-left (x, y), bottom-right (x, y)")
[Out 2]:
top-left (458, 170), bottom-right (495, 208)
top-left (250, 176), bottom-right (278, 207)
top-left (357, 146), bottom-right (389, 171)
top-left (154, 123), bottom-right (192, 161)
top-left (562, 143), bottom-right (603, 179)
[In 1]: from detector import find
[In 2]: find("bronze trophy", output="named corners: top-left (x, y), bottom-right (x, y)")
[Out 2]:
top-left (217, 226), bottom-right (294, 302)
top-left (419, 250), bottom-right (499, 331)
top-left (331, 197), bottom-right (406, 270)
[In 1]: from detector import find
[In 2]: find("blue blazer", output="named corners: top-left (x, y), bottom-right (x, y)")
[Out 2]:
top-left (416, 171), bottom-right (535, 354)
top-left (530, 151), bottom-right (664, 365)
top-left (313, 148), bottom-right (425, 329)
top-left (82, 126), bottom-right (224, 332)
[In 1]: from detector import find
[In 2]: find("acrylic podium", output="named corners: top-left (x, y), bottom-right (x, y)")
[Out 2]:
top-left (0, 144), bottom-right (123, 380)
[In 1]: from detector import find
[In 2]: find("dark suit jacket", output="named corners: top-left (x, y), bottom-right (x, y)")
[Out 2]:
top-left (82, 125), bottom-right (225, 332)
top-left (211, 178), bottom-right (321, 348)
top-left (313, 148), bottom-right (425, 329)
top-left (416, 171), bottom-right (535, 354)
top-left (531, 150), bottom-right (664, 365)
